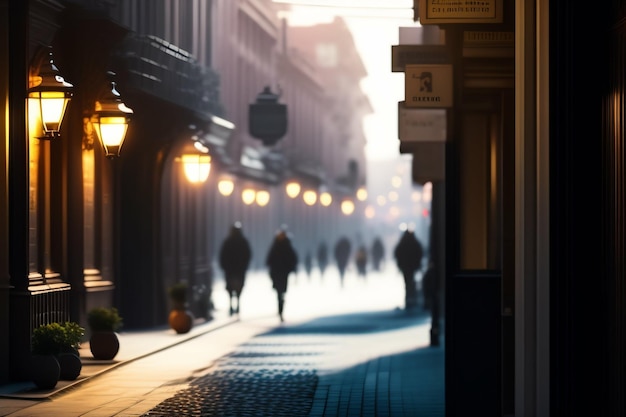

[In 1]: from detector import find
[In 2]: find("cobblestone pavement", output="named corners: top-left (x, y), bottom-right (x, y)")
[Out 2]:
top-left (0, 268), bottom-right (442, 417)
top-left (142, 305), bottom-right (437, 417)
top-left (142, 340), bottom-right (320, 416)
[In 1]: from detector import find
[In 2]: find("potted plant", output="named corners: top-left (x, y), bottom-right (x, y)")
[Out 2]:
top-left (57, 321), bottom-right (84, 381)
top-left (167, 282), bottom-right (194, 334)
top-left (30, 323), bottom-right (63, 389)
top-left (30, 321), bottom-right (85, 388)
top-left (87, 307), bottom-right (123, 360)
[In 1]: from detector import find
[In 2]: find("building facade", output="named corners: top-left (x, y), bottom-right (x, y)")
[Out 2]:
top-left (0, 0), bottom-right (370, 384)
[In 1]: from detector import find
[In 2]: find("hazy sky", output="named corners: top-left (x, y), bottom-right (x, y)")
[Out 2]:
top-left (279, 1), bottom-right (418, 161)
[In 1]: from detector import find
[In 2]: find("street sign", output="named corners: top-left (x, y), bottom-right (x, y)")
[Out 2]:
top-left (419, 0), bottom-right (503, 25)
top-left (398, 102), bottom-right (446, 142)
top-left (391, 45), bottom-right (451, 73)
top-left (405, 64), bottom-right (453, 108)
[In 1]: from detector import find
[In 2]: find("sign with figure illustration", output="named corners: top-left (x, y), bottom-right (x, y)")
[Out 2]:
top-left (419, 0), bottom-right (503, 24)
top-left (405, 64), bottom-right (453, 108)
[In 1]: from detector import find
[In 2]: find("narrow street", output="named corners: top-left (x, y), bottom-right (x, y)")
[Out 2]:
top-left (3, 265), bottom-right (444, 416)
top-left (143, 264), bottom-right (441, 416)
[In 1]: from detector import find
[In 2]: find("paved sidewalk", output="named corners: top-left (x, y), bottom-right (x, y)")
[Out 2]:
top-left (0, 270), bottom-right (445, 416)
top-left (0, 310), bottom-right (237, 401)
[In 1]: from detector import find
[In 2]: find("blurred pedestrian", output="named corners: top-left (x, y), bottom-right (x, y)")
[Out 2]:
top-left (393, 226), bottom-right (424, 310)
top-left (334, 236), bottom-right (351, 286)
top-left (355, 245), bottom-right (368, 277)
top-left (317, 241), bottom-right (328, 277)
top-left (371, 237), bottom-right (385, 271)
top-left (218, 221), bottom-right (252, 316)
top-left (304, 251), bottom-right (313, 279)
top-left (266, 227), bottom-right (298, 322)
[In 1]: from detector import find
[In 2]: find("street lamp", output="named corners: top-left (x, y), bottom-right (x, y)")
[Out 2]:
top-left (341, 199), bottom-right (355, 216)
top-left (92, 79), bottom-right (133, 158)
top-left (285, 181), bottom-right (301, 199)
top-left (256, 190), bottom-right (270, 207)
top-left (182, 153), bottom-right (211, 184)
top-left (319, 191), bottom-right (332, 207)
top-left (218, 177), bottom-right (235, 196)
top-left (302, 190), bottom-right (317, 206)
top-left (28, 48), bottom-right (73, 139)
top-left (249, 86), bottom-right (287, 147)
top-left (356, 187), bottom-right (368, 201)
top-left (242, 188), bottom-right (256, 205)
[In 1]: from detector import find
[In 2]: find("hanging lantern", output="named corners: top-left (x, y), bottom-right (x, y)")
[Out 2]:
top-left (285, 181), bottom-right (301, 198)
top-left (249, 86), bottom-right (287, 146)
top-left (182, 153), bottom-right (212, 184)
top-left (28, 48), bottom-right (73, 139)
top-left (92, 80), bottom-right (133, 158)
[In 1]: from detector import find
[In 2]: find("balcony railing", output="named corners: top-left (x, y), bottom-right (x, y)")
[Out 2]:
top-left (118, 34), bottom-right (223, 118)
top-left (28, 279), bottom-right (71, 329)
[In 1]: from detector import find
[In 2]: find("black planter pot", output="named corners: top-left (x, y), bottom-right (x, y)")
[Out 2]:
top-left (57, 351), bottom-right (82, 380)
top-left (89, 331), bottom-right (120, 360)
top-left (31, 354), bottom-right (60, 390)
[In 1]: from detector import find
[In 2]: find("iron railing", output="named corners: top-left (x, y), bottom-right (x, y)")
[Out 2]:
top-left (118, 34), bottom-right (223, 118)
top-left (29, 282), bottom-right (71, 329)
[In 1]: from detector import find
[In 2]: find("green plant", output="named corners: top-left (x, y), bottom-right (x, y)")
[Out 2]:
top-left (87, 307), bottom-right (123, 332)
top-left (168, 282), bottom-right (188, 304)
top-left (62, 321), bottom-right (85, 350)
top-left (31, 322), bottom-right (85, 355)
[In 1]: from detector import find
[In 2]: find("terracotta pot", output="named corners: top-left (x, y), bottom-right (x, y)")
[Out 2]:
top-left (31, 354), bottom-right (60, 390)
top-left (168, 309), bottom-right (194, 334)
top-left (58, 351), bottom-right (82, 380)
top-left (90, 331), bottom-right (120, 360)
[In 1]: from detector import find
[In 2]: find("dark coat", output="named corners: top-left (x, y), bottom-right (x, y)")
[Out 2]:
top-left (393, 231), bottom-right (424, 274)
top-left (266, 232), bottom-right (298, 293)
top-left (371, 237), bottom-right (385, 270)
top-left (317, 242), bottom-right (328, 272)
top-left (334, 237), bottom-right (351, 270)
top-left (219, 228), bottom-right (252, 293)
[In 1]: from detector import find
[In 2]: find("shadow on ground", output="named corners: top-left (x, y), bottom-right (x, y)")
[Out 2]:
top-left (262, 307), bottom-right (433, 336)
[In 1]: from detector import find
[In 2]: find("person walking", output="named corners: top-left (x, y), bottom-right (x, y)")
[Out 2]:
top-left (265, 228), bottom-right (298, 322)
top-left (218, 221), bottom-right (252, 316)
top-left (317, 241), bottom-right (328, 277)
top-left (303, 250), bottom-right (313, 279)
top-left (371, 237), bottom-right (385, 271)
top-left (334, 236), bottom-right (351, 286)
top-left (355, 245), bottom-right (368, 277)
top-left (393, 227), bottom-right (424, 310)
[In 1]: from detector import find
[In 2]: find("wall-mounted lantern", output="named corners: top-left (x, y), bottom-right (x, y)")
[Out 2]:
top-left (255, 190), bottom-right (270, 207)
top-left (285, 181), bottom-right (301, 199)
top-left (249, 86), bottom-right (287, 147)
top-left (356, 187), bottom-right (368, 202)
top-left (182, 152), bottom-right (212, 184)
top-left (92, 79), bottom-right (133, 158)
top-left (302, 190), bottom-right (317, 206)
top-left (218, 177), bottom-right (235, 196)
top-left (28, 48), bottom-right (73, 139)
top-left (242, 188), bottom-right (256, 205)
top-left (319, 191), bottom-right (332, 207)
top-left (341, 199), bottom-right (355, 216)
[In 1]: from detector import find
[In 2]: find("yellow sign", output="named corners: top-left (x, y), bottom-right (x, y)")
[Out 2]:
top-left (419, 0), bottom-right (503, 24)
top-left (405, 64), bottom-right (453, 108)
